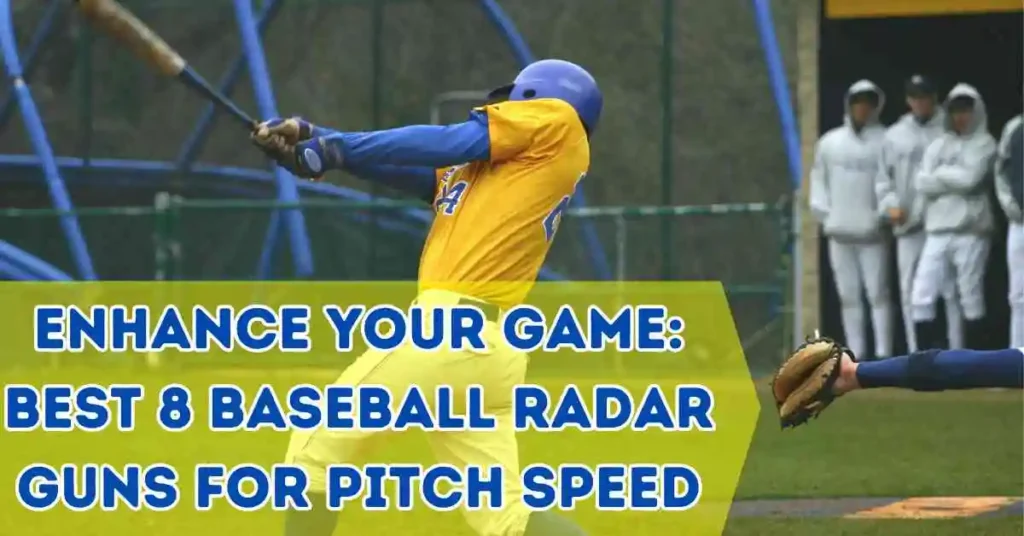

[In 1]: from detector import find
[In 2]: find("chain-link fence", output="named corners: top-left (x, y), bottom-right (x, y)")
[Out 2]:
top-left (0, 197), bottom-right (791, 372)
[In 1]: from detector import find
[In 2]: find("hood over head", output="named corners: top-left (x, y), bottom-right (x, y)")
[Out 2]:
top-left (943, 83), bottom-right (987, 136)
top-left (844, 79), bottom-right (885, 126)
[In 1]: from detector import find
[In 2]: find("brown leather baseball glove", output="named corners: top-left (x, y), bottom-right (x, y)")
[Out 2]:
top-left (771, 335), bottom-right (851, 429)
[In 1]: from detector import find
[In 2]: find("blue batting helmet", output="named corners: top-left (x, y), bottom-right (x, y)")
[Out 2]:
top-left (489, 59), bottom-right (603, 135)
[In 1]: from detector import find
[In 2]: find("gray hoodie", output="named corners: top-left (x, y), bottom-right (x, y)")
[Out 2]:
top-left (875, 108), bottom-right (946, 235)
top-left (916, 83), bottom-right (997, 234)
top-left (809, 79), bottom-right (887, 240)
top-left (994, 114), bottom-right (1023, 223)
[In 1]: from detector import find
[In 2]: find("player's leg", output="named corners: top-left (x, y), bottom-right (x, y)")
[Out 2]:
top-left (829, 239), bottom-right (868, 358)
top-left (282, 346), bottom-right (426, 536)
top-left (1008, 223), bottom-right (1024, 347)
top-left (910, 234), bottom-right (951, 349)
top-left (424, 344), bottom-right (534, 536)
top-left (428, 411), bottom-right (587, 536)
top-left (831, 347), bottom-right (1024, 394)
top-left (858, 240), bottom-right (894, 358)
top-left (942, 285), bottom-right (965, 348)
top-left (897, 232), bottom-right (927, 352)
top-left (424, 341), bottom-right (587, 536)
top-left (950, 234), bottom-right (992, 349)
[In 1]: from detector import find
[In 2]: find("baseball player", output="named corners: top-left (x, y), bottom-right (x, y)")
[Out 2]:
top-left (911, 84), bottom-right (997, 351)
top-left (772, 336), bottom-right (1023, 428)
top-left (810, 80), bottom-right (893, 360)
top-left (251, 59), bottom-right (600, 536)
top-left (995, 114), bottom-right (1024, 346)
top-left (876, 75), bottom-right (963, 352)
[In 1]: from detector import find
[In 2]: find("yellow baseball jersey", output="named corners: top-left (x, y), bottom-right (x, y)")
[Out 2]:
top-left (418, 98), bottom-right (590, 307)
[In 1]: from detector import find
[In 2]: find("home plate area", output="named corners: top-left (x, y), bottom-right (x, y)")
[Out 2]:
top-left (730, 496), bottom-right (1024, 519)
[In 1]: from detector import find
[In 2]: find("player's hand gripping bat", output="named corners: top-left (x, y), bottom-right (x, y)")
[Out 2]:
top-left (74, 0), bottom-right (257, 131)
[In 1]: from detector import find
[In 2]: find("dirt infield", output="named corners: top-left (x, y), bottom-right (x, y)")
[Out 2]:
top-left (730, 496), bottom-right (1024, 519)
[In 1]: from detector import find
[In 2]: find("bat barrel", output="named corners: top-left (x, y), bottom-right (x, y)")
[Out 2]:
top-left (75, 0), bottom-right (256, 130)
top-left (76, 0), bottom-right (186, 77)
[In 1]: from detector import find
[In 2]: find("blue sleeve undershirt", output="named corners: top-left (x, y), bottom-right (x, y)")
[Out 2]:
top-left (342, 163), bottom-right (437, 203)
top-left (320, 111), bottom-right (492, 202)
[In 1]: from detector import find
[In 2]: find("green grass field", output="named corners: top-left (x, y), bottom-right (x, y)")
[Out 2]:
top-left (0, 368), bottom-right (1020, 535)
top-left (724, 387), bottom-right (1023, 535)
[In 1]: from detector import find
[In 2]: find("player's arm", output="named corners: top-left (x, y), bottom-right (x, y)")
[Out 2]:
top-left (300, 113), bottom-right (493, 201)
top-left (808, 139), bottom-right (830, 223)
top-left (317, 112), bottom-right (492, 170)
top-left (314, 98), bottom-right (570, 169)
top-left (338, 163), bottom-right (436, 203)
top-left (914, 140), bottom-right (946, 197)
top-left (251, 117), bottom-right (444, 201)
top-left (268, 100), bottom-right (570, 192)
top-left (930, 136), bottom-right (997, 193)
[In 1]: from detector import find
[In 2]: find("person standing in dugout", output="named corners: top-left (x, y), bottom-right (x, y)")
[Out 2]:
top-left (911, 83), bottom-right (997, 351)
top-left (995, 113), bottom-right (1023, 347)
top-left (811, 80), bottom-right (893, 360)
top-left (876, 75), bottom-right (963, 352)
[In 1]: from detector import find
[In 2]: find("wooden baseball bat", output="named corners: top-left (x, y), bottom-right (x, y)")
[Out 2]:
top-left (75, 0), bottom-right (258, 131)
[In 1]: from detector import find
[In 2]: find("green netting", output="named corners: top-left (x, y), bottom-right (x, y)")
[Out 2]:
top-left (166, 199), bottom-right (425, 281)
top-left (0, 199), bottom-right (791, 374)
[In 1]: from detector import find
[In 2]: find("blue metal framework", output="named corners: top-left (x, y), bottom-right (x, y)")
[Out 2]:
top-left (0, 240), bottom-right (72, 280)
top-left (0, 0), bottom-right (579, 281)
top-left (751, 0), bottom-right (803, 344)
top-left (0, 0), bottom-right (798, 288)
top-left (0, 0), bottom-right (95, 280)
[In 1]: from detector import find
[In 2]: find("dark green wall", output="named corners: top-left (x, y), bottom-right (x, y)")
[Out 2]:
top-left (818, 5), bottom-right (1023, 352)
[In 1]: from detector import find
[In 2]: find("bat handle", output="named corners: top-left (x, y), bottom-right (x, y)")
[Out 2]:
top-left (178, 66), bottom-right (258, 130)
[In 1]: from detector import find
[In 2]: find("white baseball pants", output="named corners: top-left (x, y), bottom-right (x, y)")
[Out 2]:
top-left (911, 233), bottom-right (991, 323)
top-left (828, 239), bottom-right (893, 359)
top-left (1008, 223), bottom-right (1024, 347)
top-left (896, 232), bottom-right (963, 351)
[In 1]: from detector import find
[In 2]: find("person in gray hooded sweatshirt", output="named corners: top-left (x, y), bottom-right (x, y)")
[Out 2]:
top-left (911, 83), bottom-right (997, 350)
top-left (811, 80), bottom-right (893, 360)
top-left (876, 75), bottom-right (963, 352)
top-left (995, 113), bottom-right (1023, 346)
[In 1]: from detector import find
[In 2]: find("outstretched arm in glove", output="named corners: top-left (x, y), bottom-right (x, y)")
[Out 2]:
top-left (772, 337), bottom-right (1024, 428)
top-left (837, 347), bottom-right (1023, 393)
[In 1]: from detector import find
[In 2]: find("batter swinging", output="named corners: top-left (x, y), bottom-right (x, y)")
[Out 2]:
top-left (250, 59), bottom-right (600, 536)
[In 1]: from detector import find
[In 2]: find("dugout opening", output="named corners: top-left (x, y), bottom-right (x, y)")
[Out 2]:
top-left (817, 5), bottom-right (1023, 354)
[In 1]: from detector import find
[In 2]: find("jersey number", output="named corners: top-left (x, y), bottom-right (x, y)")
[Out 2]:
top-left (542, 172), bottom-right (586, 242)
top-left (543, 195), bottom-right (571, 242)
top-left (435, 181), bottom-right (469, 216)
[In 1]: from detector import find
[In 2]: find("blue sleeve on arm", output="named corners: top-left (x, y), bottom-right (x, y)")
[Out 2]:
top-left (344, 163), bottom-right (436, 203)
top-left (324, 111), bottom-right (491, 170)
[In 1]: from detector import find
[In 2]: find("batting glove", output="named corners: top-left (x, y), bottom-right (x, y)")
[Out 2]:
top-left (251, 118), bottom-right (342, 180)
top-left (251, 118), bottom-right (305, 166)
top-left (252, 117), bottom-right (316, 144)
top-left (289, 137), bottom-right (345, 179)
top-left (251, 134), bottom-right (344, 180)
